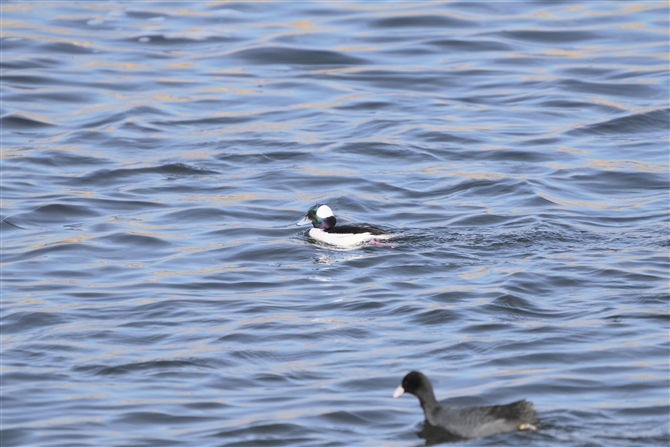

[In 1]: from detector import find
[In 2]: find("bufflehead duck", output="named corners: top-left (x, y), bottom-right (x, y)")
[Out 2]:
top-left (394, 371), bottom-right (539, 439)
top-left (297, 203), bottom-right (393, 248)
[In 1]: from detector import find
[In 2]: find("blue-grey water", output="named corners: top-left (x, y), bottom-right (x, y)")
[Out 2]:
top-left (2, 2), bottom-right (669, 446)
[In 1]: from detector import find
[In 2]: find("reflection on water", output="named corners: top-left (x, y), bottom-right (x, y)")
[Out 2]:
top-left (2, 1), bottom-right (668, 447)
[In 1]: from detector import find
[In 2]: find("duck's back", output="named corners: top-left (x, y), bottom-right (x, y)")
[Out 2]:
top-left (430, 400), bottom-right (539, 439)
top-left (325, 223), bottom-right (389, 236)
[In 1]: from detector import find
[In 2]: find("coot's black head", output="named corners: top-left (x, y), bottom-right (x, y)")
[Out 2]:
top-left (396, 371), bottom-right (430, 395)
top-left (393, 371), bottom-right (438, 406)
top-left (297, 203), bottom-right (337, 230)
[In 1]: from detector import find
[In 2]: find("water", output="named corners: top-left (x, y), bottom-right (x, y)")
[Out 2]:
top-left (2, 2), bottom-right (668, 446)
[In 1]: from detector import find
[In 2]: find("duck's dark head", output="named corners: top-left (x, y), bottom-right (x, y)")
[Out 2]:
top-left (297, 204), bottom-right (337, 230)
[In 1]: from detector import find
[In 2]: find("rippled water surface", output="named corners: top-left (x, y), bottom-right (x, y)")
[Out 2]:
top-left (2, 2), bottom-right (669, 446)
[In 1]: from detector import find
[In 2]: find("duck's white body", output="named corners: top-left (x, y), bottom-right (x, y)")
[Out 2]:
top-left (307, 227), bottom-right (393, 248)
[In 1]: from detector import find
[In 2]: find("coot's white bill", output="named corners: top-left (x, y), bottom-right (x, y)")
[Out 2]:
top-left (393, 385), bottom-right (405, 398)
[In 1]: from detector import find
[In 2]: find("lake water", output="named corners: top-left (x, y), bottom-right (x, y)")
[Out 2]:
top-left (2, 2), bottom-right (669, 446)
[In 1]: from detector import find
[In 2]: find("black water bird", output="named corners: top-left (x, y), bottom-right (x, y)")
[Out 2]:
top-left (393, 371), bottom-right (539, 439)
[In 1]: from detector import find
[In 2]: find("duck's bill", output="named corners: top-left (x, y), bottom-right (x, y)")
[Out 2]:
top-left (393, 385), bottom-right (405, 398)
top-left (296, 215), bottom-right (311, 226)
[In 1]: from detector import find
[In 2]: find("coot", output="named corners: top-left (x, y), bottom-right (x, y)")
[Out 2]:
top-left (393, 371), bottom-right (539, 439)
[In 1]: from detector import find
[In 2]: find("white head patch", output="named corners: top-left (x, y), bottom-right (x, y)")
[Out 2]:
top-left (316, 205), bottom-right (334, 219)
